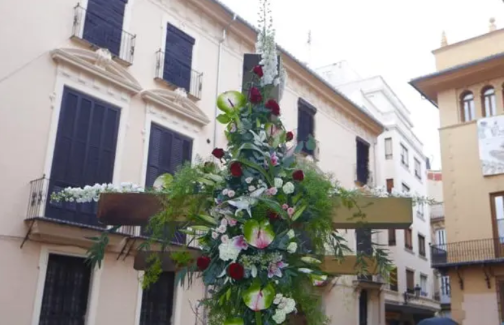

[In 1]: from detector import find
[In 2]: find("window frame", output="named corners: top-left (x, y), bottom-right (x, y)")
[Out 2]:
top-left (404, 228), bottom-right (413, 251)
top-left (402, 183), bottom-right (410, 193)
top-left (420, 274), bottom-right (428, 297)
top-left (384, 137), bottom-right (393, 160)
top-left (386, 179), bottom-right (394, 193)
top-left (406, 269), bottom-right (415, 292)
top-left (389, 267), bottom-right (398, 292)
top-left (460, 91), bottom-right (476, 122)
top-left (414, 157), bottom-right (422, 180)
top-left (388, 229), bottom-right (396, 246)
top-left (400, 144), bottom-right (409, 168)
top-left (482, 86), bottom-right (496, 117)
top-left (356, 137), bottom-right (370, 185)
top-left (418, 234), bottom-right (426, 257)
top-left (297, 98), bottom-right (317, 156)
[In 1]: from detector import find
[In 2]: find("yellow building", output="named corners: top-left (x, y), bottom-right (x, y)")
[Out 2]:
top-left (411, 21), bottom-right (504, 325)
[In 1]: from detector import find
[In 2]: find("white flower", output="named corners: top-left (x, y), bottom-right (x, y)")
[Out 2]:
top-left (222, 189), bottom-right (229, 196)
top-left (248, 185), bottom-right (256, 192)
top-left (212, 232), bottom-right (219, 239)
top-left (251, 265), bottom-right (258, 278)
top-left (282, 182), bottom-right (295, 195)
top-left (272, 309), bottom-right (286, 324)
top-left (298, 268), bottom-right (313, 274)
top-left (268, 187), bottom-right (278, 195)
top-left (245, 177), bottom-right (254, 184)
top-left (287, 230), bottom-right (295, 239)
top-left (221, 218), bottom-right (228, 227)
top-left (218, 242), bottom-right (241, 261)
top-left (283, 298), bottom-right (296, 314)
top-left (217, 225), bottom-right (227, 234)
top-left (227, 190), bottom-right (236, 198)
top-left (287, 242), bottom-right (298, 254)
top-left (274, 178), bottom-right (283, 188)
top-left (274, 294), bottom-right (283, 305)
top-left (221, 235), bottom-right (229, 243)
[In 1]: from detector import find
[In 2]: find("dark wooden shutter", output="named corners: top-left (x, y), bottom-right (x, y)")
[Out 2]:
top-left (163, 24), bottom-right (195, 92)
top-left (39, 254), bottom-right (91, 325)
top-left (83, 0), bottom-right (127, 56)
top-left (297, 99), bottom-right (316, 155)
top-left (144, 124), bottom-right (193, 243)
top-left (388, 229), bottom-right (396, 246)
top-left (140, 272), bottom-right (175, 325)
top-left (356, 138), bottom-right (370, 185)
top-left (47, 87), bottom-right (120, 227)
top-left (359, 289), bottom-right (368, 325)
top-left (406, 270), bottom-right (415, 292)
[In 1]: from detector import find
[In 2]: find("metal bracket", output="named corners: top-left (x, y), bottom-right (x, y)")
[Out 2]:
top-left (483, 265), bottom-right (492, 289)
top-left (117, 237), bottom-right (131, 260)
top-left (123, 237), bottom-right (137, 261)
top-left (456, 268), bottom-right (464, 290)
top-left (20, 220), bottom-right (35, 249)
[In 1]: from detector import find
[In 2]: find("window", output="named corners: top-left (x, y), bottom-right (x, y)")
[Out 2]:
top-left (414, 158), bottom-right (422, 180)
top-left (436, 229), bottom-right (447, 245)
top-left (405, 228), bottom-right (413, 250)
top-left (417, 203), bottom-right (424, 218)
top-left (418, 234), bottom-right (426, 257)
top-left (356, 138), bottom-right (370, 185)
top-left (83, 0), bottom-right (127, 56)
top-left (482, 86), bottom-right (496, 117)
top-left (400, 144), bottom-right (409, 168)
top-left (385, 137), bottom-right (393, 159)
top-left (46, 87), bottom-right (120, 227)
top-left (143, 123), bottom-right (193, 243)
top-left (356, 228), bottom-right (372, 255)
top-left (460, 91), bottom-right (476, 122)
top-left (359, 289), bottom-right (368, 325)
top-left (420, 274), bottom-right (428, 297)
top-left (491, 193), bottom-right (504, 242)
top-left (39, 254), bottom-right (92, 324)
top-left (140, 272), bottom-right (176, 325)
top-left (441, 276), bottom-right (450, 296)
top-left (406, 269), bottom-right (415, 293)
top-left (389, 267), bottom-right (398, 291)
top-left (163, 24), bottom-right (195, 92)
top-left (386, 179), bottom-right (394, 193)
top-left (389, 229), bottom-right (396, 246)
top-left (402, 183), bottom-right (410, 193)
top-left (297, 98), bottom-right (316, 155)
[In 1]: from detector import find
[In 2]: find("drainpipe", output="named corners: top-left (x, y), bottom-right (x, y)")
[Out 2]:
top-left (212, 13), bottom-right (238, 148)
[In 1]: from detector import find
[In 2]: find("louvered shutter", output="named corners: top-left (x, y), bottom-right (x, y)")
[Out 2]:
top-left (144, 124), bottom-right (193, 243)
top-left (356, 138), bottom-right (370, 185)
top-left (163, 24), bottom-right (195, 92)
top-left (39, 254), bottom-right (91, 325)
top-left (297, 99), bottom-right (316, 155)
top-left (140, 272), bottom-right (175, 325)
top-left (47, 87), bottom-right (120, 227)
top-left (83, 0), bottom-right (127, 56)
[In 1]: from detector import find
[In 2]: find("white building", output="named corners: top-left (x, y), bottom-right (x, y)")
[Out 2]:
top-left (318, 62), bottom-right (440, 324)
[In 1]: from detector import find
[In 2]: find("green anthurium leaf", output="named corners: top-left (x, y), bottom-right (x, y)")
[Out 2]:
top-left (243, 219), bottom-right (275, 249)
top-left (217, 114), bottom-right (231, 124)
top-left (306, 135), bottom-right (317, 150)
top-left (291, 205), bottom-right (307, 221)
top-left (272, 130), bottom-right (285, 149)
top-left (243, 280), bottom-right (275, 311)
top-left (217, 91), bottom-right (246, 114)
top-left (224, 318), bottom-right (244, 325)
top-left (153, 173), bottom-right (173, 190)
top-left (194, 214), bottom-right (218, 226)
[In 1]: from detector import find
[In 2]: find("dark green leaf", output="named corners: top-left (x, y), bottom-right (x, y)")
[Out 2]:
top-left (216, 114), bottom-right (231, 124)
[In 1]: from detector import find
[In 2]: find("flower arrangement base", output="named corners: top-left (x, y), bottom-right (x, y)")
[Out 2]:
top-left (97, 193), bottom-right (162, 226)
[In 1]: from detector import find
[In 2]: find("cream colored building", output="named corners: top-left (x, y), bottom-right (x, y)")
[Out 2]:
top-left (0, 0), bottom-right (393, 324)
top-left (411, 20), bottom-right (504, 325)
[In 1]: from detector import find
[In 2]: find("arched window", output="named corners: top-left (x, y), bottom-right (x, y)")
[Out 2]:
top-left (460, 91), bottom-right (475, 122)
top-left (482, 86), bottom-right (496, 117)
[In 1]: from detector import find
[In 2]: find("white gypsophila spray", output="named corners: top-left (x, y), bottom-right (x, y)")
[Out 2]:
top-left (256, 0), bottom-right (279, 86)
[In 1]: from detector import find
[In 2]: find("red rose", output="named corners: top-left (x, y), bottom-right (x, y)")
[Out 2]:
top-left (286, 131), bottom-right (294, 141)
top-left (212, 148), bottom-right (225, 159)
top-left (292, 170), bottom-right (304, 181)
top-left (197, 256), bottom-right (211, 271)
top-left (253, 65), bottom-right (264, 78)
top-left (230, 162), bottom-right (243, 177)
top-left (228, 263), bottom-right (245, 280)
top-left (249, 87), bottom-right (263, 104)
top-left (268, 211), bottom-right (280, 220)
top-left (265, 99), bottom-right (281, 116)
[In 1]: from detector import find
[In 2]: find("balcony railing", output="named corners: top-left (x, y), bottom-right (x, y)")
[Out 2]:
top-left (27, 177), bottom-right (136, 236)
top-left (155, 49), bottom-right (203, 100)
top-left (71, 4), bottom-right (136, 64)
top-left (431, 237), bottom-right (504, 267)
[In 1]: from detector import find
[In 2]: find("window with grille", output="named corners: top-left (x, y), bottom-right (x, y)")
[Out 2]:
top-left (405, 228), bottom-right (413, 250)
top-left (406, 269), bottom-right (415, 293)
top-left (297, 98), bottom-right (316, 155)
top-left (400, 144), bottom-right (409, 168)
top-left (418, 234), bottom-right (426, 257)
top-left (385, 137), bottom-right (392, 159)
top-left (39, 254), bottom-right (92, 325)
top-left (140, 272), bottom-right (176, 325)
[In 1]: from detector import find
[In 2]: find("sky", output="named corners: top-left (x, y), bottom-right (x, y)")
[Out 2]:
top-left (219, 0), bottom-right (504, 169)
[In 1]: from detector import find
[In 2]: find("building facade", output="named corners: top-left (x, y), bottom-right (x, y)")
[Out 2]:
top-left (318, 64), bottom-right (440, 324)
top-left (411, 21), bottom-right (504, 325)
top-left (0, 0), bottom-right (391, 324)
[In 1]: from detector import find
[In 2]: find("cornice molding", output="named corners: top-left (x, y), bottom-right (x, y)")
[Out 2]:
top-left (141, 88), bottom-right (210, 126)
top-left (51, 48), bottom-right (142, 94)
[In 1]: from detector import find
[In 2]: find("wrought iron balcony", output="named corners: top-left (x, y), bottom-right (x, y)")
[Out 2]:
top-left (155, 49), bottom-right (203, 100)
top-left (431, 237), bottom-right (504, 268)
top-left (71, 4), bottom-right (136, 65)
top-left (26, 177), bottom-right (136, 236)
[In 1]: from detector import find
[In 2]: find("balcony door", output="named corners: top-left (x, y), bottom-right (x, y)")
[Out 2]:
top-left (163, 24), bottom-right (195, 92)
top-left (46, 87), bottom-right (120, 226)
top-left (490, 193), bottom-right (504, 257)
